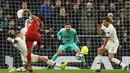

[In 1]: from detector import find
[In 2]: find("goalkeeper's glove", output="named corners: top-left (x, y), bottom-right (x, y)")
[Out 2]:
top-left (59, 40), bottom-right (64, 45)
top-left (45, 28), bottom-right (53, 33)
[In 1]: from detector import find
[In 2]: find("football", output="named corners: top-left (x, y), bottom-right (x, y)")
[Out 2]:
top-left (76, 52), bottom-right (83, 60)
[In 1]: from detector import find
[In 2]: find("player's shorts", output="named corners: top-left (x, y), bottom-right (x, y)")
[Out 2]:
top-left (21, 54), bottom-right (38, 65)
top-left (58, 42), bottom-right (79, 52)
top-left (105, 41), bottom-right (119, 53)
top-left (25, 32), bottom-right (41, 49)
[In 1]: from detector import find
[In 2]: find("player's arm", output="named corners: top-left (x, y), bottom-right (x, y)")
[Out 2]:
top-left (102, 37), bottom-right (110, 48)
top-left (57, 29), bottom-right (62, 40)
top-left (97, 23), bottom-right (104, 35)
top-left (57, 29), bottom-right (64, 44)
top-left (37, 28), bottom-right (52, 34)
top-left (74, 30), bottom-right (79, 43)
top-left (7, 37), bottom-right (18, 44)
top-left (8, 30), bottom-right (16, 35)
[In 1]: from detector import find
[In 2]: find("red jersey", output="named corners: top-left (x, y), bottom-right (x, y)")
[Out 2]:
top-left (26, 16), bottom-right (41, 34)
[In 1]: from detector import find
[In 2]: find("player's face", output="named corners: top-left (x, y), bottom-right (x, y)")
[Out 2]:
top-left (103, 20), bottom-right (109, 27)
top-left (65, 25), bottom-right (71, 32)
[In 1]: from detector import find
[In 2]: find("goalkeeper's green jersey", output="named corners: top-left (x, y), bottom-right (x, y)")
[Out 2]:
top-left (57, 28), bottom-right (79, 44)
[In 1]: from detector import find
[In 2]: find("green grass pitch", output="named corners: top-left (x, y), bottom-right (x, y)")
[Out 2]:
top-left (0, 69), bottom-right (130, 73)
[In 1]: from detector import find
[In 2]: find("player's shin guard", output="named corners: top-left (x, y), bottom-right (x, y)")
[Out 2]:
top-left (111, 58), bottom-right (126, 68)
top-left (96, 55), bottom-right (102, 69)
top-left (51, 53), bottom-right (59, 61)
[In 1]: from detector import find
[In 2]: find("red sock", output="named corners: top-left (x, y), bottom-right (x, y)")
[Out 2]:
top-left (27, 52), bottom-right (32, 65)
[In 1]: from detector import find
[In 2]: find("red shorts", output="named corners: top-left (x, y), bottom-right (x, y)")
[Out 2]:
top-left (25, 32), bottom-right (42, 49)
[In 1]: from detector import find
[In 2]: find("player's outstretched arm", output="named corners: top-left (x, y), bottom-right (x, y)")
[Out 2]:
top-left (7, 37), bottom-right (18, 44)
top-left (37, 28), bottom-right (52, 34)
top-left (74, 30), bottom-right (79, 43)
top-left (57, 29), bottom-right (62, 40)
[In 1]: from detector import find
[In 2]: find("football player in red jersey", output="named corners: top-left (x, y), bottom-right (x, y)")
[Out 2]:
top-left (25, 15), bottom-right (50, 72)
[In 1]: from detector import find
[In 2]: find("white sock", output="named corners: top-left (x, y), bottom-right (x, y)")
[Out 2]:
top-left (96, 55), bottom-right (102, 69)
top-left (111, 58), bottom-right (126, 68)
top-left (16, 67), bottom-right (26, 72)
top-left (46, 60), bottom-right (61, 68)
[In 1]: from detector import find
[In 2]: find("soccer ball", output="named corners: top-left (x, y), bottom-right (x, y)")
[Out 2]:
top-left (76, 52), bottom-right (83, 60)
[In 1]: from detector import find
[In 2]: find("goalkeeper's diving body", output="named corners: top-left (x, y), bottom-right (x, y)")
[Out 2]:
top-left (7, 31), bottom-right (68, 73)
top-left (49, 23), bottom-right (88, 68)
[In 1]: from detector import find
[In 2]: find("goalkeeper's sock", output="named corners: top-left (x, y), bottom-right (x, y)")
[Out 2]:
top-left (81, 56), bottom-right (86, 66)
top-left (111, 58), bottom-right (126, 68)
top-left (16, 67), bottom-right (26, 72)
top-left (96, 55), bottom-right (102, 69)
top-left (51, 53), bottom-right (59, 61)
top-left (46, 60), bottom-right (60, 68)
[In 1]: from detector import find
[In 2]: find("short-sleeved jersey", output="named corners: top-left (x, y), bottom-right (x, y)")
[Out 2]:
top-left (101, 23), bottom-right (119, 43)
top-left (57, 28), bottom-right (79, 44)
top-left (26, 16), bottom-right (41, 34)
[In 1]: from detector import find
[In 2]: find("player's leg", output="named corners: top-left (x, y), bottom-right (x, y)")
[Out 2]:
top-left (30, 32), bottom-right (42, 48)
top-left (108, 46), bottom-right (128, 71)
top-left (26, 40), bottom-right (33, 72)
top-left (9, 64), bottom-right (28, 73)
top-left (38, 56), bottom-right (68, 70)
top-left (16, 64), bottom-right (28, 72)
top-left (71, 43), bottom-right (87, 68)
top-left (94, 46), bottom-right (107, 72)
top-left (51, 45), bottom-right (67, 61)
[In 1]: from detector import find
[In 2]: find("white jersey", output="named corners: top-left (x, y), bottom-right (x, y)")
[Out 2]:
top-left (101, 23), bottom-right (119, 43)
top-left (13, 37), bottom-right (38, 64)
top-left (13, 37), bottom-right (27, 58)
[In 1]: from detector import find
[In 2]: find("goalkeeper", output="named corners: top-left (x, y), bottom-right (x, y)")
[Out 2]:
top-left (50, 23), bottom-right (87, 68)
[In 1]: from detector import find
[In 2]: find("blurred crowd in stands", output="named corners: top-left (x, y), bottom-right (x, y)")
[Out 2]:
top-left (0, 0), bottom-right (130, 69)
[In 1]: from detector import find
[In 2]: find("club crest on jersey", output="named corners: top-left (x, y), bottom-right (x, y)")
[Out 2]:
top-left (107, 32), bottom-right (110, 34)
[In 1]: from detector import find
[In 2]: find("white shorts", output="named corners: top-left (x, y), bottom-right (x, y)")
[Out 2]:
top-left (105, 41), bottom-right (119, 53)
top-left (21, 54), bottom-right (38, 65)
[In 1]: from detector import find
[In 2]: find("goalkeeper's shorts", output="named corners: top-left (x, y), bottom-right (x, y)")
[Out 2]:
top-left (58, 42), bottom-right (79, 52)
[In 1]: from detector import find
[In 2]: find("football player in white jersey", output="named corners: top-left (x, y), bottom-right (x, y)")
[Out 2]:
top-left (94, 18), bottom-right (128, 72)
top-left (7, 31), bottom-right (68, 73)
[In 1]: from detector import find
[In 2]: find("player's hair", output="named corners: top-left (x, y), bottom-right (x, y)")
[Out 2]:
top-left (104, 17), bottom-right (111, 22)
top-left (38, 16), bottom-right (46, 23)
top-left (65, 23), bottom-right (71, 26)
